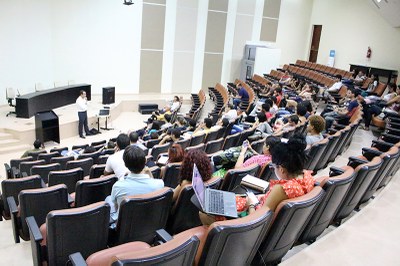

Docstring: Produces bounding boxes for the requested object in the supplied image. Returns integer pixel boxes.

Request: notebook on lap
[192,164,238,218]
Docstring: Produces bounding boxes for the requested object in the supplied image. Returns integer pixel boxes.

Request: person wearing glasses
[200,134,314,224]
[247,134,314,214]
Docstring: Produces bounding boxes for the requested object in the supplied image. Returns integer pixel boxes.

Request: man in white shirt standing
[76,90,91,139]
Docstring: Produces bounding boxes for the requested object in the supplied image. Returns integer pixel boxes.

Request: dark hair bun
[287,134,307,152]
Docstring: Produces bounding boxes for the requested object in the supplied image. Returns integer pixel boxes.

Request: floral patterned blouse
[257,170,314,209]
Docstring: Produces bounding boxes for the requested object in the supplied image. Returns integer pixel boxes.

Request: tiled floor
[0,98,399,265]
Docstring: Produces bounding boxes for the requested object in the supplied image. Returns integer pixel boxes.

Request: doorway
[309,25,322,63]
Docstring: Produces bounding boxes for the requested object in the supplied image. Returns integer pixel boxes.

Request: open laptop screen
[192,163,205,210]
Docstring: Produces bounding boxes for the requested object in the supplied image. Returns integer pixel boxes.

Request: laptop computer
[98,109,110,116]
[192,164,238,218]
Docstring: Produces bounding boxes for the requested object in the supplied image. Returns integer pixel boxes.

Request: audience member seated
[235,136,280,169]
[296,104,308,124]
[170,95,181,112]
[305,115,326,146]
[361,83,399,131]
[274,115,299,134]
[221,104,238,123]
[106,145,164,222]
[173,116,188,131]
[129,132,147,152]
[172,149,212,202]
[212,136,280,173]
[21,139,44,158]
[159,128,182,145]
[320,74,342,98]
[201,134,313,224]
[353,70,367,86]
[246,112,273,139]
[210,118,229,133]
[279,70,292,85]
[104,134,130,180]
[322,88,359,130]
[192,118,213,137]
[365,73,379,93]
[233,82,249,109]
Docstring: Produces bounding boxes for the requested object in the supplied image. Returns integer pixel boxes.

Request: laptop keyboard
[208,190,224,213]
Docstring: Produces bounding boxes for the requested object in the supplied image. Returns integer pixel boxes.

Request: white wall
[0,1,54,104]
[275,0,314,66]
[310,0,400,72]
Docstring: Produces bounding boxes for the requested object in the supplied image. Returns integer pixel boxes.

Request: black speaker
[102,87,115,104]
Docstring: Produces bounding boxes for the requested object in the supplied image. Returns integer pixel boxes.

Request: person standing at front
[76,90,91,139]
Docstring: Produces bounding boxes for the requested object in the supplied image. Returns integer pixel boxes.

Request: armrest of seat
[4,163,11,179]
[26,216,44,266]
[12,167,20,178]
[371,140,393,152]
[329,166,345,177]
[333,124,345,130]
[381,133,400,144]
[348,156,369,168]
[362,147,383,161]
[154,229,173,245]
[69,252,87,266]
[68,194,74,205]
[7,196,20,243]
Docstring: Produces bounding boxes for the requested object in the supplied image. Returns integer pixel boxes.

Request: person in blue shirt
[233,83,249,109]
[107,145,164,222]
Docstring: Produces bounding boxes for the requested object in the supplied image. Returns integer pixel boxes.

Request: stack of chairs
[186,89,206,123]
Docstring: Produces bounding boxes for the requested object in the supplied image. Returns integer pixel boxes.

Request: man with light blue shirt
[108,145,164,221]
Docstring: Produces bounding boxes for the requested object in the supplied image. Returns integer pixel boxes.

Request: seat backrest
[176,138,190,150]
[38,151,61,164]
[91,140,107,146]
[222,132,241,150]
[89,164,107,179]
[162,163,181,188]
[10,156,34,169]
[198,206,274,266]
[30,163,61,183]
[190,133,206,147]
[50,155,74,170]
[334,156,382,223]
[298,166,355,244]
[185,143,205,153]
[116,188,173,245]
[19,184,70,240]
[372,82,386,96]
[304,138,329,171]
[1,175,43,218]
[359,147,399,204]
[72,144,89,150]
[78,149,103,164]
[379,146,400,188]
[250,138,266,154]
[50,146,68,155]
[257,162,275,181]
[75,175,118,207]
[315,131,341,171]
[205,138,224,155]
[46,202,110,265]
[204,130,219,143]
[219,164,260,192]
[253,186,325,265]
[27,150,47,161]
[48,168,84,193]
[151,143,171,159]
[97,155,110,164]
[108,231,199,266]
[19,160,46,176]
[167,177,221,235]
[146,138,161,149]
[66,157,93,176]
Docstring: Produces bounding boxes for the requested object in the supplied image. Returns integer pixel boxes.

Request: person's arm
[248,185,287,214]
[386,95,400,106]
[104,159,114,176]
[234,146,248,169]
[159,135,171,145]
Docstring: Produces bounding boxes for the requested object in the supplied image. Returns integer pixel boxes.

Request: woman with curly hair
[173,149,212,201]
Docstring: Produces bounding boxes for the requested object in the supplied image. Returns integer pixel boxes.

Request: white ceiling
[369,0,400,27]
